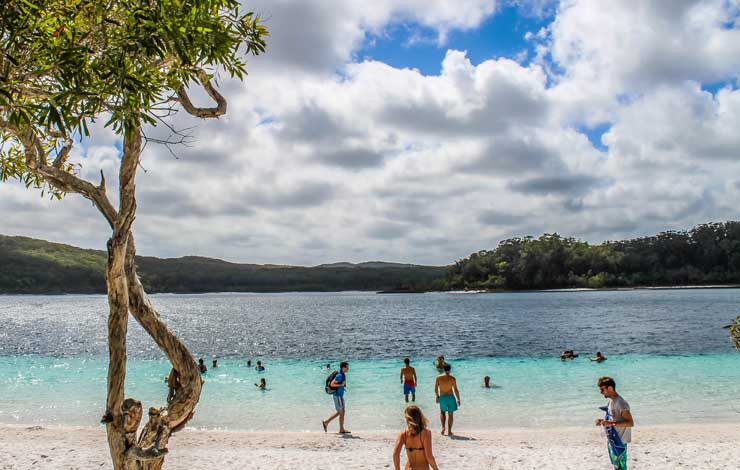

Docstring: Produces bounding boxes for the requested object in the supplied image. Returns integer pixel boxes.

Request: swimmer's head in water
[484,375,490,385]
[443,364,451,373]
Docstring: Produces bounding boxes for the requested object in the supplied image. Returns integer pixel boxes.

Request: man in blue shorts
[434,363,461,435]
[400,357,417,402]
[322,361,350,433]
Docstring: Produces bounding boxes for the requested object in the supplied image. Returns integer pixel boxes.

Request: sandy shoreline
[1,423,739,469]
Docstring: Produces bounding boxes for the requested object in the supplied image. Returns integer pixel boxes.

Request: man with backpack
[322,361,350,434]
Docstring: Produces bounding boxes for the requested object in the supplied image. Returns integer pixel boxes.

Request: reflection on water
[0,289,738,358]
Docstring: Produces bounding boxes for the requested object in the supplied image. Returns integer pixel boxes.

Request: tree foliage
[445,221,740,290]
[2,1,267,468]
[1,0,267,195]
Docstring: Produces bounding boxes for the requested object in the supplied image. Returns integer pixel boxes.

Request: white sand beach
[1,423,738,469]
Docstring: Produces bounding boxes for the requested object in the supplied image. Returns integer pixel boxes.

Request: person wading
[400,357,418,402]
[434,363,461,436]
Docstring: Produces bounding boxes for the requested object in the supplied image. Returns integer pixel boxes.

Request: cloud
[510,174,605,195]
[366,220,411,240]
[2,0,740,267]
[477,209,527,226]
[544,0,740,122]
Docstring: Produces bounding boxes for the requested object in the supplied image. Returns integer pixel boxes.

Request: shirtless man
[434,364,461,436]
[400,357,418,402]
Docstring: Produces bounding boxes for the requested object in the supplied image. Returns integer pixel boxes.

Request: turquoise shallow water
[2,290,740,430]
[2,354,740,431]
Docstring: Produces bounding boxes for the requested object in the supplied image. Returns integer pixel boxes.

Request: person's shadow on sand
[337,433,361,439]
[447,435,476,441]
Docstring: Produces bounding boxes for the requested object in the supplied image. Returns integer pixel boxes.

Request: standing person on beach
[400,358,417,402]
[322,361,350,433]
[434,364,460,435]
[595,376,634,470]
[392,406,440,470]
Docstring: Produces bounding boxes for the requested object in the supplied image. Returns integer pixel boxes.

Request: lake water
[1,289,739,431]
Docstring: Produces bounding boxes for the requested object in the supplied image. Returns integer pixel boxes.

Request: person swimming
[590,351,607,363]
[483,375,499,388]
[198,358,207,373]
[246,359,252,367]
[255,378,267,390]
[560,350,578,361]
[255,360,265,371]
[212,359,218,368]
[433,356,448,371]
[166,368,180,403]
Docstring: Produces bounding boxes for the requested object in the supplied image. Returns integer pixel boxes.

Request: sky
[2,0,740,266]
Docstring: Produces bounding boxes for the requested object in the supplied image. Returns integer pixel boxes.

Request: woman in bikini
[392,406,440,470]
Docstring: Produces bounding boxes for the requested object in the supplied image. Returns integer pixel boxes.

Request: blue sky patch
[355,4,553,75]
[578,122,611,153]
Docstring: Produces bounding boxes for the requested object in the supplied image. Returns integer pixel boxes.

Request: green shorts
[439,394,458,413]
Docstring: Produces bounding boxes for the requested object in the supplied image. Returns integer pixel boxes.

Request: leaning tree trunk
[103,231,132,469]
[5,71,225,470]
[121,233,203,470]
[97,124,202,469]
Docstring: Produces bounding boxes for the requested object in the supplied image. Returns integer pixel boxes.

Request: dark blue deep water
[1,289,738,359]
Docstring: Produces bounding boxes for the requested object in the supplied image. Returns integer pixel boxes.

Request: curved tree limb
[0,119,118,227]
[125,235,202,430]
[175,71,227,118]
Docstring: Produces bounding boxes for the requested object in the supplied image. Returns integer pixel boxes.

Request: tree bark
[123,233,203,469]
[103,232,131,470]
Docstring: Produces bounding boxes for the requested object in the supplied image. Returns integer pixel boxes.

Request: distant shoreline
[3,284,740,296]
[381,284,740,294]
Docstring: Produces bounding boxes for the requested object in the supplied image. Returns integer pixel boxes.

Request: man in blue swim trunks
[322,361,350,434]
[400,357,417,402]
[434,363,461,436]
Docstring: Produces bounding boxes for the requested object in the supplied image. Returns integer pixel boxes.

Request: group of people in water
[192,357,268,390]
[178,353,630,470]
[561,349,608,362]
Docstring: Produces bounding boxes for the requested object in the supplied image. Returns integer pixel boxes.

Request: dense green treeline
[445,221,740,290]
[0,235,445,294]
[3,221,740,294]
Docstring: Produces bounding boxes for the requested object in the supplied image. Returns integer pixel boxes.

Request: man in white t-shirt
[595,376,634,470]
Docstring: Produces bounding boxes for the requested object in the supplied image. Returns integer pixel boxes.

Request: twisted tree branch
[0,119,118,227]
[175,71,227,118]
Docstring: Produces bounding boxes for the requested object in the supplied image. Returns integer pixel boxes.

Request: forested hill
[445,221,740,291]
[0,235,446,294]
